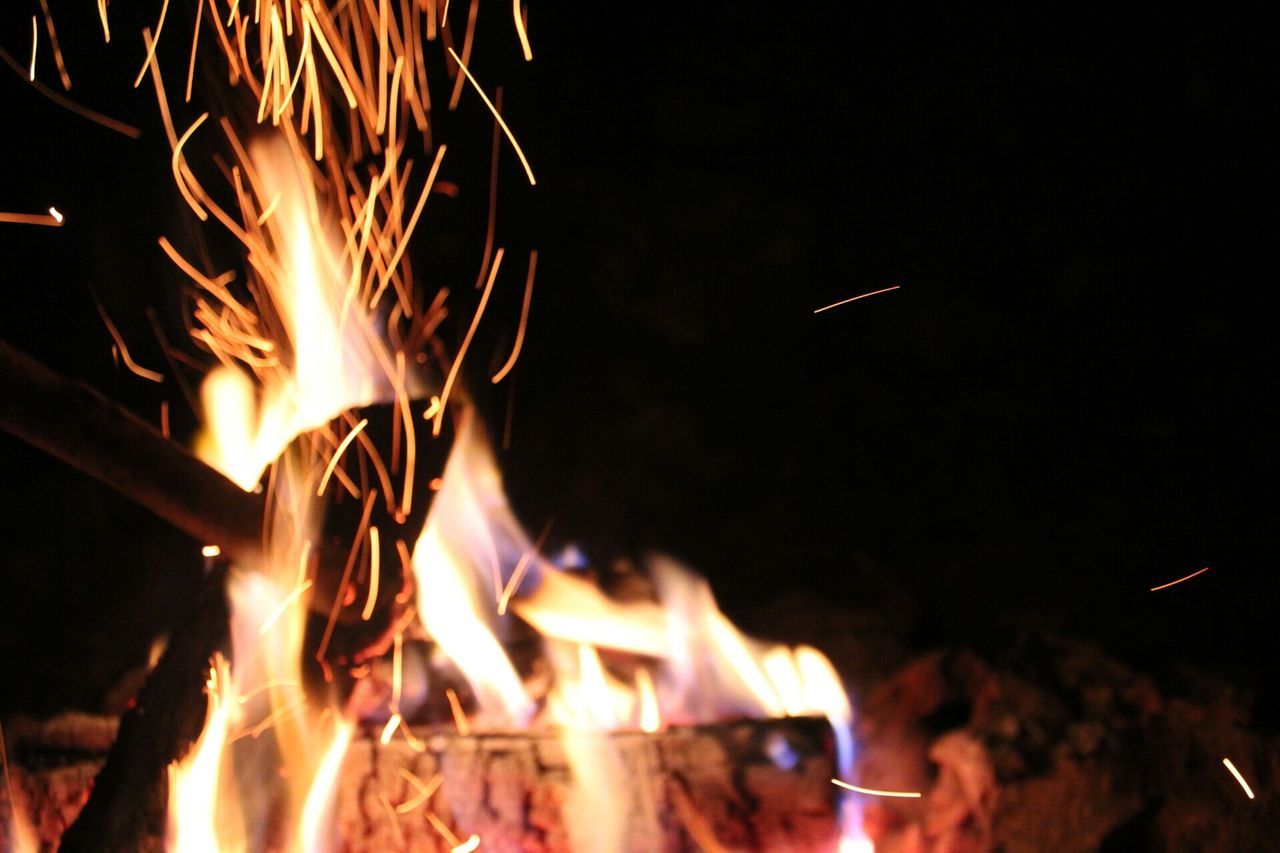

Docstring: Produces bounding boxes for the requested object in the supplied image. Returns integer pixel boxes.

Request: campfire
[1,2,874,850]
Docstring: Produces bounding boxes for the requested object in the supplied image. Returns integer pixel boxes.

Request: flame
[166,655,240,853]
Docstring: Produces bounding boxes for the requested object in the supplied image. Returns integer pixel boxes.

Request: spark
[0,211,62,227]
[255,191,282,224]
[1150,566,1210,592]
[831,778,922,798]
[453,835,481,853]
[38,0,71,90]
[372,144,448,308]
[134,0,171,88]
[396,769,442,813]
[97,0,111,43]
[316,418,369,496]
[201,544,222,557]
[513,0,533,61]
[497,516,552,615]
[426,811,464,847]
[1223,757,1256,799]
[446,47,537,185]
[172,112,211,221]
[257,580,314,635]
[361,526,381,621]
[47,206,63,223]
[378,792,405,846]
[435,247,503,436]
[814,285,901,314]
[92,298,165,383]
[445,687,471,735]
[28,16,36,82]
[391,630,404,708]
[379,712,402,745]
[235,678,301,705]
[491,249,537,383]
[0,48,140,137]
[185,0,204,102]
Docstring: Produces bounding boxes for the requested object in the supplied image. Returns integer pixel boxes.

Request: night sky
[1,4,1278,719]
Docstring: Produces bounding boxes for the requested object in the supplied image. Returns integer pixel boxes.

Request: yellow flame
[166,655,240,853]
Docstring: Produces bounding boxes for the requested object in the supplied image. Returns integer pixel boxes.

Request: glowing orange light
[1150,566,1210,592]
[814,285,901,314]
[832,778,922,798]
[1223,757,1256,799]
[446,47,537,185]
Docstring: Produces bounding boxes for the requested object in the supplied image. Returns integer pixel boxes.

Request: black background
[1,4,1277,718]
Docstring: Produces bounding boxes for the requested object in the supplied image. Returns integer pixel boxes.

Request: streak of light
[185,0,204,102]
[426,811,463,847]
[48,206,63,223]
[446,47,537,185]
[378,792,405,846]
[372,145,448,308]
[235,678,301,704]
[97,0,111,43]
[1150,566,1210,592]
[257,580,314,636]
[28,16,36,81]
[172,112,211,221]
[38,0,71,90]
[316,491,379,662]
[255,190,282,224]
[391,631,404,708]
[379,712,402,745]
[497,516,552,615]
[0,48,140,138]
[201,544,222,557]
[134,0,171,87]
[814,285,901,314]
[491,249,537,383]
[1223,757,1256,799]
[831,778,922,798]
[92,298,166,383]
[445,688,471,735]
[513,0,533,60]
[434,247,503,436]
[396,769,442,813]
[317,418,369,496]
[453,836,481,853]
[0,211,62,227]
[362,526,381,620]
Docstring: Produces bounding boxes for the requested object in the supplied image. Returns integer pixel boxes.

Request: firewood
[3,715,841,852]
[55,567,230,853]
[335,716,840,852]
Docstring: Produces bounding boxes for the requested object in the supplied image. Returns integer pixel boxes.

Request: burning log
[335,716,840,852]
[0,337,264,562]
[54,567,230,853]
[3,715,841,852]
[0,338,450,636]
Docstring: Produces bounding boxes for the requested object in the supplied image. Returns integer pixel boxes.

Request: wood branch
[0,338,451,634]
[0,338,263,558]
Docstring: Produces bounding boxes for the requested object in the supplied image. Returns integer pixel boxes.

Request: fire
[28,0,875,848]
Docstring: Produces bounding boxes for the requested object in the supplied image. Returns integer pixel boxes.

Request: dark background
[1,4,1277,717]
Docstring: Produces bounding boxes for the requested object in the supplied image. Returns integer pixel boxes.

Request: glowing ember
[1222,757,1256,800]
